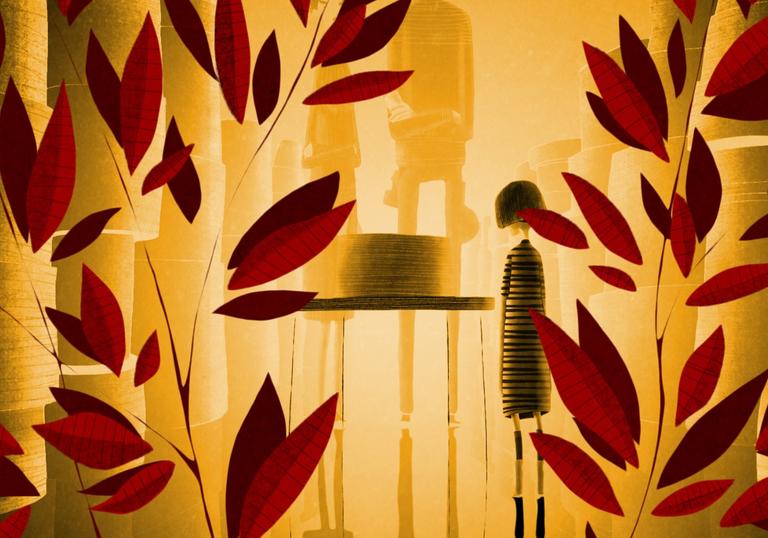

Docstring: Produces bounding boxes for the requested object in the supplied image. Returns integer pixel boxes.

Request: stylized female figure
[496,180,549,538]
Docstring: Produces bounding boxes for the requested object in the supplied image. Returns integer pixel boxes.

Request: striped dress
[500,239,550,419]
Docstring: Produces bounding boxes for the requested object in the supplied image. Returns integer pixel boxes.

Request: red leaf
[51,207,120,262]
[721,478,768,526]
[0,78,35,240]
[26,82,76,252]
[46,307,97,359]
[338,0,374,16]
[653,480,733,516]
[530,433,623,516]
[289,0,310,26]
[674,0,696,21]
[89,461,174,514]
[215,291,317,320]
[164,0,218,79]
[134,331,160,386]
[303,70,413,105]
[56,0,71,18]
[516,208,588,249]
[736,0,758,18]
[531,309,638,467]
[741,213,768,241]
[164,118,201,223]
[675,326,724,425]
[577,301,640,443]
[0,422,22,456]
[619,16,668,139]
[658,369,768,488]
[757,406,768,455]
[589,265,637,292]
[670,195,696,278]
[49,387,139,437]
[323,0,410,66]
[641,174,670,238]
[706,17,768,97]
[585,92,644,150]
[687,263,768,306]
[583,42,668,161]
[141,144,194,195]
[0,505,32,538]
[81,265,126,376]
[668,20,687,97]
[574,417,626,470]
[702,73,768,121]
[66,0,92,24]
[239,394,338,537]
[120,14,162,174]
[563,172,642,264]
[215,0,250,123]
[686,130,721,242]
[229,201,355,289]
[252,31,281,125]
[586,522,597,538]
[312,5,365,67]
[0,458,38,497]
[86,32,122,144]
[33,412,151,470]
[228,172,340,269]
[226,375,286,538]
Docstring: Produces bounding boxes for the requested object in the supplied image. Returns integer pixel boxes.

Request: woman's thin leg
[535,411,545,537]
[513,414,524,538]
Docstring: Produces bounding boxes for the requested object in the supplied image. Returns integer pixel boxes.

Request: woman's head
[495,180,545,229]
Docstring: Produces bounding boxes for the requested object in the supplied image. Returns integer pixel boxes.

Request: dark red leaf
[86,32,122,144]
[89,461,174,514]
[80,462,156,495]
[228,171,340,269]
[49,387,139,437]
[670,195,696,278]
[530,433,623,516]
[585,92,644,150]
[736,0,758,18]
[215,0,250,123]
[164,0,218,79]
[56,0,71,18]
[120,14,162,174]
[33,412,151,470]
[45,307,97,359]
[563,172,642,264]
[757,406,768,455]
[0,505,32,538]
[226,375,286,538]
[215,291,317,320]
[674,0,696,22]
[0,78,35,240]
[619,16,668,139]
[641,174,670,238]
[51,207,120,262]
[583,42,668,161]
[289,0,310,26]
[338,0,374,17]
[26,82,76,252]
[706,17,768,97]
[229,201,355,289]
[0,422,22,456]
[324,0,410,66]
[653,480,733,516]
[574,417,626,470]
[312,5,365,67]
[577,300,640,443]
[686,130,721,242]
[239,394,338,537]
[81,265,126,376]
[141,144,194,195]
[668,20,686,97]
[66,0,92,24]
[741,213,768,241]
[721,478,768,526]
[658,369,768,488]
[675,326,724,425]
[531,309,637,467]
[589,265,637,292]
[516,208,588,249]
[703,73,768,121]
[586,522,597,538]
[134,331,160,386]
[686,263,768,306]
[303,70,413,105]
[252,31,281,125]
[164,118,201,223]
[0,458,38,497]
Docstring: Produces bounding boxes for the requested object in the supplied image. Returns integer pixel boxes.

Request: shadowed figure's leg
[535,411,545,538]
[513,414,524,538]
